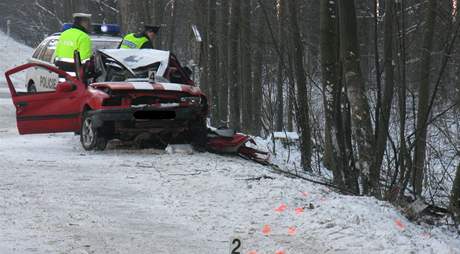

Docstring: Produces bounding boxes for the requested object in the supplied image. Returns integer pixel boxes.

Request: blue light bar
[62,23,73,32]
[60,23,121,36]
[99,24,121,35]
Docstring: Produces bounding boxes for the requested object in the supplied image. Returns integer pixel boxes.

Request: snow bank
[0,31,33,94]
[0,31,33,74]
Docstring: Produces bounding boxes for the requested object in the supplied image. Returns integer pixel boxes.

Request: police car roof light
[62,23,73,32]
[99,24,121,35]
[61,23,121,36]
[92,24,121,36]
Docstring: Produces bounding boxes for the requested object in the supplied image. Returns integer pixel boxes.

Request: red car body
[5,59,208,150]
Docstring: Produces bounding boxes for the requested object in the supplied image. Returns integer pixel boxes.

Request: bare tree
[217,0,230,126]
[240,0,253,133]
[229,0,242,130]
[413,0,438,197]
[337,0,374,194]
[371,0,396,199]
[208,0,219,126]
[287,0,312,170]
[319,0,339,179]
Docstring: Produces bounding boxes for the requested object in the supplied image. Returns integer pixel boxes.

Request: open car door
[5,63,84,134]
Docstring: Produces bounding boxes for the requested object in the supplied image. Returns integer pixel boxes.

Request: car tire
[80,112,108,151]
[190,117,208,152]
[27,81,37,93]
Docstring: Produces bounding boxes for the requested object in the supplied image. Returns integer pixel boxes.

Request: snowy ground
[1,99,460,253]
[1,33,460,254]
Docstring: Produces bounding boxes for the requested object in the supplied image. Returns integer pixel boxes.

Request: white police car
[26,24,122,93]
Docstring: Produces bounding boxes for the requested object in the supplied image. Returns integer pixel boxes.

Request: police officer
[55,13,93,73]
[120,25,160,49]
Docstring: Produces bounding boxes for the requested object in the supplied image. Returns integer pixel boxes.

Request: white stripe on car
[159,83,183,92]
[131,83,154,90]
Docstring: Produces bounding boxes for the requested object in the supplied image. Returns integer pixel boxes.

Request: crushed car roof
[99,49,170,71]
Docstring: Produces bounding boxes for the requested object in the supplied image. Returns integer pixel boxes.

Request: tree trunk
[413,0,437,197]
[287,0,312,170]
[319,0,339,180]
[397,0,410,200]
[275,0,286,132]
[252,12,265,136]
[229,0,241,130]
[218,0,230,126]
[451,162,460,222]
[337,0,374,194]
[208,0,219,126]
[371,0,396,199]
[168,0,178,51]
[118,0,146,33]
[240,0,253,133]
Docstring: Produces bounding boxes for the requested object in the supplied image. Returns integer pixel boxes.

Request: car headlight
[180,96,201,106]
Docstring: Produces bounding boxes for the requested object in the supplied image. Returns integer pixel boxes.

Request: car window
[32,40,48,59]
[9,65,63,94]
[41,39,58,63]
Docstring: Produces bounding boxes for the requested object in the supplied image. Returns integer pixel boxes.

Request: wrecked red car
[5,49,208,151]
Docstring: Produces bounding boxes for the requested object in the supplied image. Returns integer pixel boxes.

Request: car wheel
[27,82,37,93]
[80,113,108,151]
[190,117,208,152]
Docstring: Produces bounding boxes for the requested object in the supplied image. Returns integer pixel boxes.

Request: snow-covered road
[1,98,460,254]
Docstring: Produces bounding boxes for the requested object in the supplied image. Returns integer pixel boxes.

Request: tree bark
[168,0,178,51]
[320,0,339,180]
[252,3,265,136]
[413,0,437,197]
[118,0,146,33]
[218,0,230,126]
[451,162,460,222]
[275,0,286,132]
[208,0,219,126]
[337,0,374,194]
[287,0,312,170]
[240,0,253,133]
[229,0,241,130]
[371,0,396,199]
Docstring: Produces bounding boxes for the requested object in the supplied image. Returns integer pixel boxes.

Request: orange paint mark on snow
[262,224,272,236]
[247,251,258,254]
[295,207,304,215]
[275,203,288,213]
[395,219,405,231]
[302,191,309,197]
[288,226,297,236]
[275,249,286,254]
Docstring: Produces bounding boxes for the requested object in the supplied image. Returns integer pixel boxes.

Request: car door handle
[17,102,28,108]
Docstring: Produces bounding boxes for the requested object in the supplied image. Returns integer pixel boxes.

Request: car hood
[98,49,170,76]
[91,81,203,96]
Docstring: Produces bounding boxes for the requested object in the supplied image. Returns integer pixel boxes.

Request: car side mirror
[56,82,76,93]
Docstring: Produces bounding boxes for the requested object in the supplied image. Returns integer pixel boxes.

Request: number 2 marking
[231,239,241,254]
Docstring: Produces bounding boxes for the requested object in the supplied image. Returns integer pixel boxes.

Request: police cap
[73,13,92,20]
